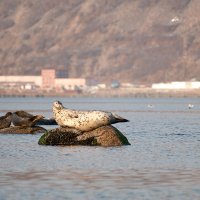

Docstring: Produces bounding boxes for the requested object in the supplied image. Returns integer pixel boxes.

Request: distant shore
[1,88,200,98]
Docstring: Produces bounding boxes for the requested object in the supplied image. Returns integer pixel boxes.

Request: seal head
[53,101,64,110]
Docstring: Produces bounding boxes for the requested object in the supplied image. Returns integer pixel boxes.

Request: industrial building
[0,69,86,91]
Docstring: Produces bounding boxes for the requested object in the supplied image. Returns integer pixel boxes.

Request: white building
[152,82,200,89]
[55,78,86,90]
[0,74,86,90]
[0,76,42,86]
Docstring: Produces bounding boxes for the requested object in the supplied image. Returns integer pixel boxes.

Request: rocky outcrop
[1,0,200,83]
[38,125,130,147]
[0,126,46,134]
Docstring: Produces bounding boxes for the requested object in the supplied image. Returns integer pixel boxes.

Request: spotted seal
[53,101,129,132]
[12,111,44,127]
[0,112,12,129]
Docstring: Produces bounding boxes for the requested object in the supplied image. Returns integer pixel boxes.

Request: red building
[41,69,55,88]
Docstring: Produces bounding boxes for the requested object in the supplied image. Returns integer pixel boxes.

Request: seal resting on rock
[0,112,12,129]
[53,101,129,132]
[12,111,44,127]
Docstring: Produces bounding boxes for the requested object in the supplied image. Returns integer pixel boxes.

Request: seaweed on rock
[38,125,130,147]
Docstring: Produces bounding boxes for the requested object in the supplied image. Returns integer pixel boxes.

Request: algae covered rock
[38,125,130,147]
[0,126,46,134]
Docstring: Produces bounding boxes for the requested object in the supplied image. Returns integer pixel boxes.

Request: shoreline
[1,88,200,98]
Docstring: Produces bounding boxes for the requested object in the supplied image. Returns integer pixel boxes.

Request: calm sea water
[0,97,200,200]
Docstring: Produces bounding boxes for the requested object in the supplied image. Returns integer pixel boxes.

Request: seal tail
[112,113,129,123]
[115,118,129,123]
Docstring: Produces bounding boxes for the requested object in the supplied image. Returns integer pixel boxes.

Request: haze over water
[0,97,200,200]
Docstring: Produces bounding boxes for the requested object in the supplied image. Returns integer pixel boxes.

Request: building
[0,76,42,89]
[0,69,86,91]
[41,69,86,90]
[41,69,56,89]
[55,78,86,90]
[152,82,200,89]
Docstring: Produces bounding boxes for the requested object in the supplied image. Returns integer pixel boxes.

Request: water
[0,97,200,200]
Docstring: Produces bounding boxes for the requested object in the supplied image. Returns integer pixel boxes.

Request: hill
[0,0,200,83]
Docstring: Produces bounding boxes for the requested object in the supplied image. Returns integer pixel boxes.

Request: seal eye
[54,101,62,109]
[57,101,62,105]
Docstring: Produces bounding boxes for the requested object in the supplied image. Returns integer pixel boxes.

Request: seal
[53,101,129,132]
[12,110,57,125]
[12,111,44,127]
[12,110,33,118]
[0,112,12,129]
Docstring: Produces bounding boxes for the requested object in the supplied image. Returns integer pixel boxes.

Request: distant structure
[152,82,200,89]
[0,69,86,91]
[0,75,41,90]
[55,78,86,90]
[41,69,55,89]
[41,69,85,90]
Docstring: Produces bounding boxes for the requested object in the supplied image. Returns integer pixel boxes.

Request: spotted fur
[53,101,129,131]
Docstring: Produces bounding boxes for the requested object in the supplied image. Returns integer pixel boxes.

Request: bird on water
[188,104,194,109]
[53,101,129,132]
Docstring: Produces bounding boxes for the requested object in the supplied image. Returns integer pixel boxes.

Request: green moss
[91,138,99,146]
[112,126,131,145]
[38,126,130,146]
[38,131,49,145]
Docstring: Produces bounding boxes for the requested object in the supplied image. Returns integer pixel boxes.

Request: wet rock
[38,125,130,147]
[0,126,46,134]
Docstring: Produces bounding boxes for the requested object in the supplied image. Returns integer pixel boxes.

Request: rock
[38,125,130,146]
[77,125,131,146]
[0,126,46,134]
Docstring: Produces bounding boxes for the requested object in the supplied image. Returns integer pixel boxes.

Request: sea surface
[0,97,200,200]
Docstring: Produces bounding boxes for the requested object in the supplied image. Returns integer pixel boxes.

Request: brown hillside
[0,0,200,83]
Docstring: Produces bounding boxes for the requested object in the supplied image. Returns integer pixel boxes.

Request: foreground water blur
[0,97,200,200]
